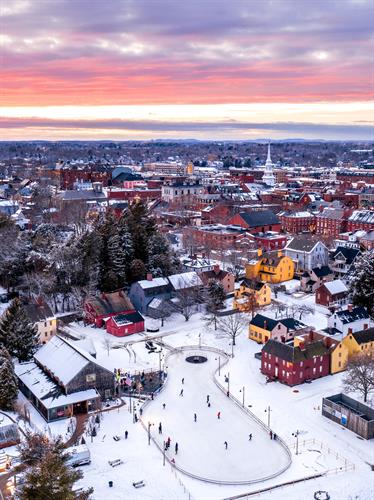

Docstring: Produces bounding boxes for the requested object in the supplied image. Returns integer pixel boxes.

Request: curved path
[143,348,291,484]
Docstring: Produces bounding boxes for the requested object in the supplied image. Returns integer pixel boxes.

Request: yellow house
[248,314,278,343]
[245,249,294,284]
[233,279,271,312]
[331,327,374,373]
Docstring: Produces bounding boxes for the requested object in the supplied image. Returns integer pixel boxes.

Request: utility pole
[148,421,151,445]
[163,441,166,466]
[242,386,245,407]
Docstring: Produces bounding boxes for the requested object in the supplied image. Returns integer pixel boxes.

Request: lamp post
[158,349,163,381]
[265,405,271,427]
[240,386,245,407]
[198,332,202,348]
[292,430,300,455]
[218,356,221,376]
[163,440,166,466]
[147,421,153,445]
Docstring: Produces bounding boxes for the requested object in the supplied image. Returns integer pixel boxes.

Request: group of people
[164,436,179,454]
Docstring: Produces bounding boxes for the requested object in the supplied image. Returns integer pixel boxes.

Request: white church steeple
[262,142,275,187]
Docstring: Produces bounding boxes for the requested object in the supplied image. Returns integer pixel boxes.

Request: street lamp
[198,332,202,348]
[225,372,230,395]
[163,440,166,466]
[239,386,245,407]
[292,430,300,455]
[264,405,271,427]
[147,421,153,445]
[158,350,163,381]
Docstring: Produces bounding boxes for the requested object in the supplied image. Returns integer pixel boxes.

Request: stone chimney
[146,273,153,281]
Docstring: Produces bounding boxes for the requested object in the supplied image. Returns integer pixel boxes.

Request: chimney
[146,273,153,281]
[277,250,282,258]
[257,248,263,257]
[347,304,353,313]
[263,320,267,330]
[213,264,220,274]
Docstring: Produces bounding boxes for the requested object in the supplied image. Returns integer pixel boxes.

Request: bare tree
[102,336,113,357]
[343,352,374,402]
[297,305,314,320]
[217,313,246,355]
[175,276,201,321]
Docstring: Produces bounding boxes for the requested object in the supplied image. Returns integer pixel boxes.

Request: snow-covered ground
[143,349,290,483]
[11,298,374,500]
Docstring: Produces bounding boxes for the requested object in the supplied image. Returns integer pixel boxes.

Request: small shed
[322,393,374,439]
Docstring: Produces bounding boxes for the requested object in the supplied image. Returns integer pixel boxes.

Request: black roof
[240,279,266,291]
[334,307,370,324]
[332,246,360,265]
[250,314,278,331]
[312,265,332,278]
[238,210,280,228]
[279,318,307,330]
[24,302,54,323]
[113,311,144,324]
[262,339,329,362]
[286,236,323,253]
[352,327,374,345]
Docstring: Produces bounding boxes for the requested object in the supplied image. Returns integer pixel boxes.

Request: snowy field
[143,350,290,483]
[6,292,374,500]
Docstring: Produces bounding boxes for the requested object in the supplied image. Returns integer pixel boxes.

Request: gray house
[128,276,171,314]
[285,236,329,273]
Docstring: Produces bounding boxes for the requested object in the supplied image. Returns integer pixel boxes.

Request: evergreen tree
[107,233,128,289]
[129,258,147,282]
[17,432,93,500]
[124,201,157,265]
[0,347,18,410]
[0,299,39,362]
[148,233,181,277]
[349,250,374,317]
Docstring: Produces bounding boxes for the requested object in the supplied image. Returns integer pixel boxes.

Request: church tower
[262,143,275,187]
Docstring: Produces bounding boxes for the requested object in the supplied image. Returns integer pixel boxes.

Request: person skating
[270,430,273,439]
[194,413,197,422]
[217,411,221,419]
[125,430,128,439]
[182,378,184,384]
[163,403,166,409]
[206,395,210,404]
[175,442,178,454]
[249,433,252,441]
[273,433,277,440]
[166,437,171,449]
[224,441,228,449]
[179,388,184,397]
[158,423,162,434]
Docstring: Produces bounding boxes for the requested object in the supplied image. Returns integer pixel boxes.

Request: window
[313,368,316,374]
[300,371,303,378]
[86,373,96,383]
[319,366,323,373]
[300,361,303,367]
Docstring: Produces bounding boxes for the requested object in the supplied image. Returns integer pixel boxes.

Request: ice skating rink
[144,350,291,483]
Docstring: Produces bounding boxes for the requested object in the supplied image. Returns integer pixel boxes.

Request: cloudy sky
[1,0,373,140]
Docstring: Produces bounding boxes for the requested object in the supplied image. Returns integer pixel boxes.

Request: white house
[284,236,329,272]
[327,305,373,336]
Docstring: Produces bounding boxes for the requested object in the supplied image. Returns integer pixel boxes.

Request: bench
[133,481,145,488]
[108,459,123,467]
[113,436,120,441]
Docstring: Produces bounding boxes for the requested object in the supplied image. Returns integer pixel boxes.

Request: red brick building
[253,232,287,251]
[183,225,247,251]
[278,211,315,234]
[107,187,161,202]
[261,333,332,386]
[228,210,281,234]
[315,208,349,238]
[347,210,374,232]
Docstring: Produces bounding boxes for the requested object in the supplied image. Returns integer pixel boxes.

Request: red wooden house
[106,311,145,337]
[84,291,135,327]
[261,332,332,386]
[315,280,348,308]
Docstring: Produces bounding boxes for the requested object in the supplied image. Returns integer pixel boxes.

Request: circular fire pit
[186,355,208,364]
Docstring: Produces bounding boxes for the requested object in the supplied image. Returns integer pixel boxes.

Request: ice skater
[270,430,273,440]
[249,433,252,441]
[206,395,210,404]
[194,413,197,422]
[182,378,184,384]
[179,389,184,397]
[125,430,128,439]
[273,433,277,441]
[217,411,221,419]
[166,437,171,449]
[158,423,162,434]
[163,403,166,409]
[224,441,228,449]
[175,442,178,454]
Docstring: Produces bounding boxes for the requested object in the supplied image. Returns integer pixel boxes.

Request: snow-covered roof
[138,277,169,289]
[15,362,99,409]
[323,280,348,295]
[34,336,96,386]
[168,271,203,290]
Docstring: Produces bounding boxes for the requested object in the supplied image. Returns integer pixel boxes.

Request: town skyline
[1,0,373,141]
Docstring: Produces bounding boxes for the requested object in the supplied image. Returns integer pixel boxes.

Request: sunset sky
[1,0,373,141]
